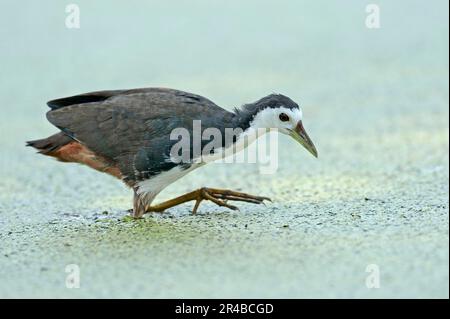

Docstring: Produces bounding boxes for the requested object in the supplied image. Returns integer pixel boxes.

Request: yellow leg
[145,187,271,214]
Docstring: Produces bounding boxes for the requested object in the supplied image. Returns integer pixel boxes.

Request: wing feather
[46,88,231,185]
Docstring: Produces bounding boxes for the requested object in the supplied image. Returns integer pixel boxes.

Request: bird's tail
[26,132,72,156]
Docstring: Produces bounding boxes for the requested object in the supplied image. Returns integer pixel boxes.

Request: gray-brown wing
[46,88,229,184]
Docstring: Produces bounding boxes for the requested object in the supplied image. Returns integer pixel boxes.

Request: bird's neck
[176,106,274,167]
[195,110,268,164]
[230,108,254,132]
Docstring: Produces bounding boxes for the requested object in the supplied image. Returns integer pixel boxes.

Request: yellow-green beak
[290,121,318,158]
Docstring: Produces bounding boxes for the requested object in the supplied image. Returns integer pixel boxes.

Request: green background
[0,0,448,298]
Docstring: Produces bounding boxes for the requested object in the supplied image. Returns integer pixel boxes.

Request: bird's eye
[279,113,289,122]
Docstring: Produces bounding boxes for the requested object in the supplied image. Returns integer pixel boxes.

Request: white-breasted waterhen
[27,88,317,218]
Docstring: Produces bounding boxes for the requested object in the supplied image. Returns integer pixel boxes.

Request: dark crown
[234,94,299,127]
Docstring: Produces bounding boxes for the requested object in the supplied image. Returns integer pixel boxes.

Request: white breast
[136,164,201,197]
[199,127,265,164]
[135,127,267,204]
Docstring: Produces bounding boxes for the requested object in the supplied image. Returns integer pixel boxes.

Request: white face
[248,107,303,135]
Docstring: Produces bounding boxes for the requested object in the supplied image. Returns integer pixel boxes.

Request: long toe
[206,188,271,205]
[214,194,265,204]
[216,189,269,202]
[202,189,239,211]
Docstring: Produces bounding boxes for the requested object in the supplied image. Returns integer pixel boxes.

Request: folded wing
[46,88,226,185]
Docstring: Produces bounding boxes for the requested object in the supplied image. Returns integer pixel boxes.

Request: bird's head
[236,94,318,158]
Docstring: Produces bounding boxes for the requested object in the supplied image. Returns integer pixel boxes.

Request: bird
[27,87,318,218]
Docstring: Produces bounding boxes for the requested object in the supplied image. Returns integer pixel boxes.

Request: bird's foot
[191,187,271,214]
[143,187,271,215]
